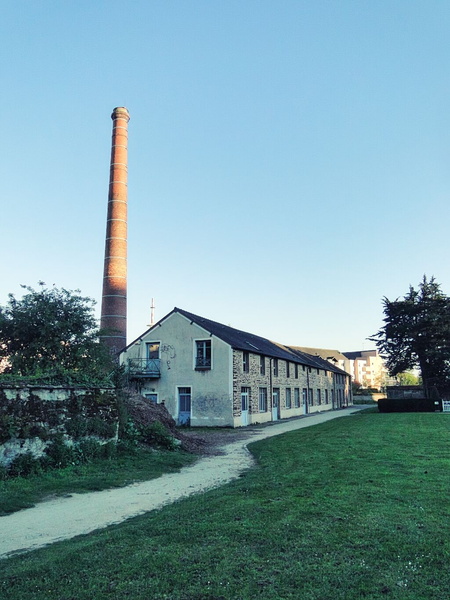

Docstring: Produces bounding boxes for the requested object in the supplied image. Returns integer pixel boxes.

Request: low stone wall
[353,393,384,403]
[0,385,118,467]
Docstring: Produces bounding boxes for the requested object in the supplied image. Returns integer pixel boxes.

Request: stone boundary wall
[354,393,384,403]
[0,385,118,467]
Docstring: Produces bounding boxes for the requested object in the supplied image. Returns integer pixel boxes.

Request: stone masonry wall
[0,386,118,467]
[232,350,351,426]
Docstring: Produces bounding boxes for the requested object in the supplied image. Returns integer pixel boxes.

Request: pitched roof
[122,307,349,376]
[343,350,377,360]
[174,308,348,375]
[285,346,348,375]
[292,347,348,363]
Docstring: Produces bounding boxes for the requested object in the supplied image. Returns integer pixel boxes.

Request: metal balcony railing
[127,358,161,378]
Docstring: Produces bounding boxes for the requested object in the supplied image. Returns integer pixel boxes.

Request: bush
[140,421,177,451]
[117,418,141,453]
[3,436,117,479]
[44,435,77,468]
[378,397,442,412]
[66,416,117,440]
[8,452,43,477]
[76,438,103,463]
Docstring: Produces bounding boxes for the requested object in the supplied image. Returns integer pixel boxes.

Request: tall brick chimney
[100,107,130,354]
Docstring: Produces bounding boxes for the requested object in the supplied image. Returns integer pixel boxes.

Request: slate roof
[174,308,348,376]
[293,346,348,364]
[342,350,377,360]
[123,307,349,376]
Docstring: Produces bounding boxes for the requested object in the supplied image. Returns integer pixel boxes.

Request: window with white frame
[144,393,158,403]
[317,389,321,405]
[259,387,268,412]
[195,339,211,369]
[285,388,292,409]
[241,387,250,412]
[294,388,300,407]
[146,342,160,359]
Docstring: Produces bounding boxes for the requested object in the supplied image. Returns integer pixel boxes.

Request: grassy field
[0,448,196,515]
[1,410,450,599]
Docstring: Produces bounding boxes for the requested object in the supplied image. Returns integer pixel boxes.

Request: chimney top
[111,107,130,121]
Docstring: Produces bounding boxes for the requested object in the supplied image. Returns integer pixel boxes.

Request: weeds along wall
[0,386,118,468]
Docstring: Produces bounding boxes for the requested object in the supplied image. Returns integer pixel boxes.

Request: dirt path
[0,407,365,559]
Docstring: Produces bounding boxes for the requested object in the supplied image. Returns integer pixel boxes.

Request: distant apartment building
[294,347,351,375]
[282,347,388,391]
[343,350,387,390]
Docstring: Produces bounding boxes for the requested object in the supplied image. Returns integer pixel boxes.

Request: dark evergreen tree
[371,276,450,395]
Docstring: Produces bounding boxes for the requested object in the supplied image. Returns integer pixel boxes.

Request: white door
[241,388,249,426]
[272,388,280,421]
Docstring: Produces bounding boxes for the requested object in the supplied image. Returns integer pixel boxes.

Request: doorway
[178,387,191,425]
[272,388,280,421]
[241,387,250,426]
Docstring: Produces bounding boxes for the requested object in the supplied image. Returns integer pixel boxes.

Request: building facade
[343,350,387,390]
[120,308,352,427]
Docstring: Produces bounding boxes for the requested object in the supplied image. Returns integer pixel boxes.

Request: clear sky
[2,1,449,351]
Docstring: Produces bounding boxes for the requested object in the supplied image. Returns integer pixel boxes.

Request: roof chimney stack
[100,107,130,354]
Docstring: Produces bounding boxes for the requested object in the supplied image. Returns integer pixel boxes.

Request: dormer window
[195,340,211,369]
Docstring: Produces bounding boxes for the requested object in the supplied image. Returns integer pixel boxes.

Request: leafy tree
[0,283,114,384]
[371,276,450,395]
[396,371,420,386]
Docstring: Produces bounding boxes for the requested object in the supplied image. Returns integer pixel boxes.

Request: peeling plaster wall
[123,312,234,426]
[0,386,118,467]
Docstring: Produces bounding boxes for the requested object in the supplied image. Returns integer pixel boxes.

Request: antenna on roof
[147,298,155,327]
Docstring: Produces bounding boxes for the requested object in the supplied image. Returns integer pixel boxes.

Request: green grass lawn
[1,410,450,599]
[0,448,196,515]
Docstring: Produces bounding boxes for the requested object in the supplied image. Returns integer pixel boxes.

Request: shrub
[378,397,441,412]
[76,438,103,463]
[44,435,77,468]
[140,421,177,451]
[8,452,43,477]
[117,418,141,455]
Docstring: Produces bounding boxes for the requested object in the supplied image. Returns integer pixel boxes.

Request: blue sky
[2,1,449,351]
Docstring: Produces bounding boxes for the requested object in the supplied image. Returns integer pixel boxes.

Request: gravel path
[0,407,365,559]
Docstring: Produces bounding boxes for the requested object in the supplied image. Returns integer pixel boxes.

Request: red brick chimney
[100,107,130,354]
